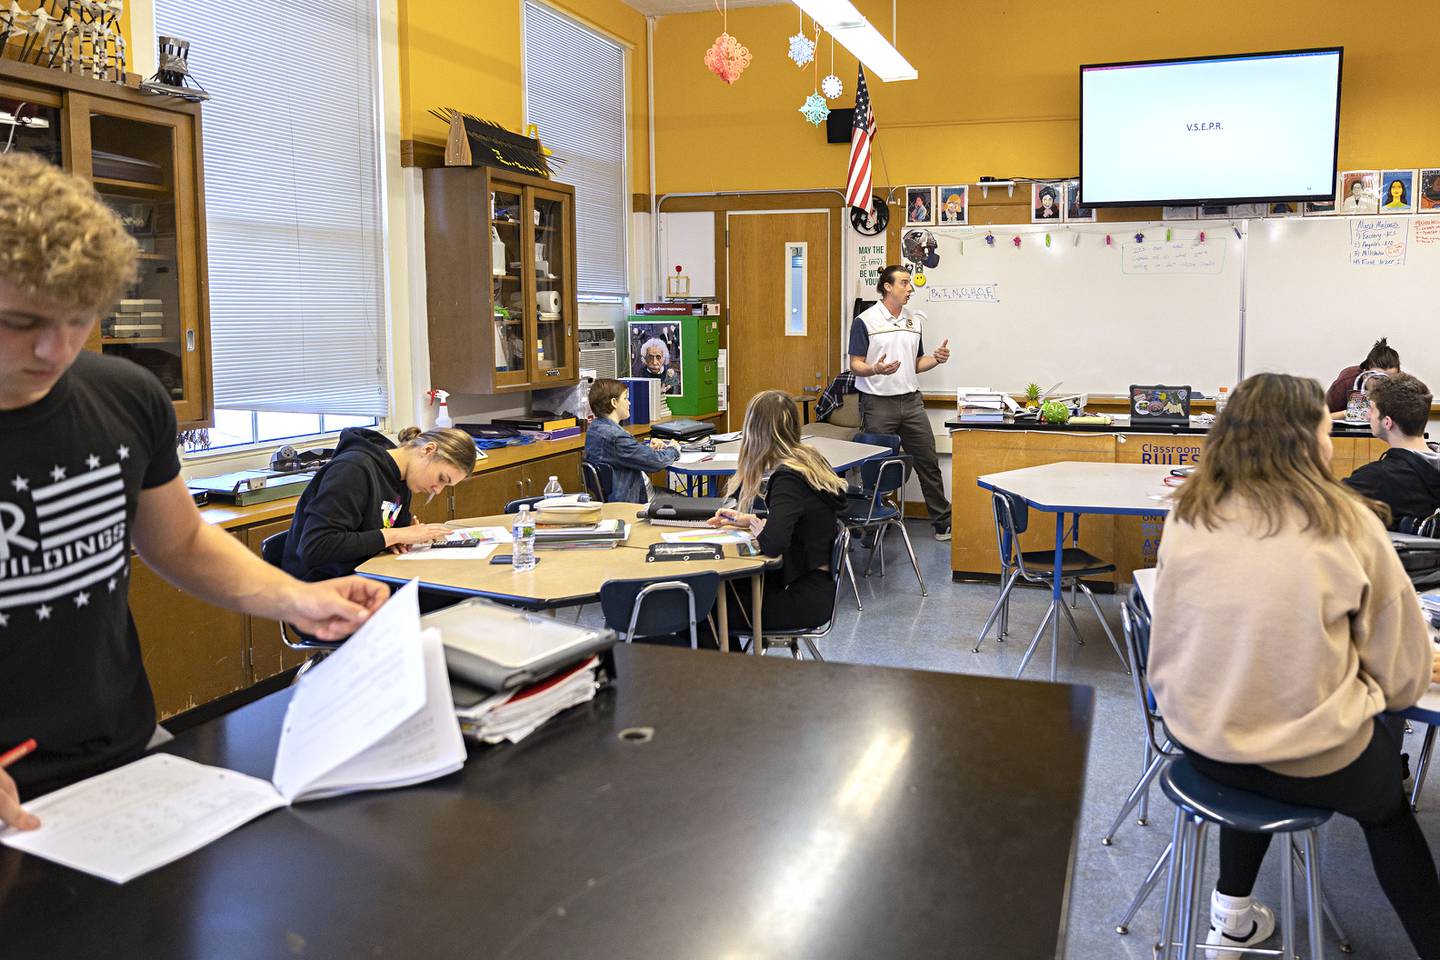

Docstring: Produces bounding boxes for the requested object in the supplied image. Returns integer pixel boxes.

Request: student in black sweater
[282,426,477,581]
[708,390,848,631]
[1344,373,1440,532]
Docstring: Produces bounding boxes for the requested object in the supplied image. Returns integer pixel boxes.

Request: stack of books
[958,391,1011,423]
[534,517,629,549]
[107,298,164,338]
[454,656,603,744]
[620,377,664,425]
[492,413,579,440]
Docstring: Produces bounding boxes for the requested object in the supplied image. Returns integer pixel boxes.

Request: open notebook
[1,581,465,883]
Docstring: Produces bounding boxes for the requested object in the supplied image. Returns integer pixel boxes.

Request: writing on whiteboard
[1414,219,1440,246]
[1350,218,1408,266]
[924,284,1001,304]
[1121,239,1227,275]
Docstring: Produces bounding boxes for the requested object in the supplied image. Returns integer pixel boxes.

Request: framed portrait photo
[905,186,935,225]
[1063,181,1095,222]
[1379,170,1416,213]
[936,185,968,225]
[1338,170,1380,215]
[1031,182,1063,223]
[1419,169,1440,214]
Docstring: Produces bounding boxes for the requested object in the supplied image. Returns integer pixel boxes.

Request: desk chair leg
[1059,596,1087,645]
[975,569,1021,653]
[1280,832,1299,960]
[1071,580,1078,609]
[1412,724,1436,812]
[1177,819,1210,960]
[844,552,863,612]
[750,573,764,657]
[1079,584,1130,675]
[1291,840,1352,953]
[1102,747,1166,845]
[1301,831,1327,960]
[801,636,824,661]
[894,520,927,597]
[1115,841,1170,935]
[998,560,1012,638]
[1014,603,1057,679]
[1157,808,1187,960]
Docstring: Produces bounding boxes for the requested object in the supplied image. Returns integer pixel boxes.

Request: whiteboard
[1245,217,1440,389]
[911,223,1243,397]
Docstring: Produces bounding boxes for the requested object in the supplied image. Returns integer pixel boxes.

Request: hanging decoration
[797,24,829,126]
[1012,236,1022,248]
[985,232,995,246]
[1198,231,1206,243]
[821,34,842,99]
[1134,232,1145,243]
[704,1,751,84]
[788,8,815,67]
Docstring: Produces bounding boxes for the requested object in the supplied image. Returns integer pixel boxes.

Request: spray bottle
[427,389,453,428]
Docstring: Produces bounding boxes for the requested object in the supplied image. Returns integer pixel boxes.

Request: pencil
[0,739,37,769]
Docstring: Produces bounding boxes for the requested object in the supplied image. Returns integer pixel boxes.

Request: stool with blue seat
[1154,756,1352,960]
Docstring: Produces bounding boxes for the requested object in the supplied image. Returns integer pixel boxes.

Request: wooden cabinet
[451,453,584,521]
[0,59,212,428]
[131,546,249,720]
[422,166,578,394]
[241,519,311,682]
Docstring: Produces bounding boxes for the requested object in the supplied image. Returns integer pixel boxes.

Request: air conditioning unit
[579,327,618,380]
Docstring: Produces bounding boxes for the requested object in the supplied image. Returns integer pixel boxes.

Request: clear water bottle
[542,475,563,499]
[1215,386,1229,415]
[512,505,537,571]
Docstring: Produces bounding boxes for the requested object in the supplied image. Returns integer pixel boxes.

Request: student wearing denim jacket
[583,379,679,503]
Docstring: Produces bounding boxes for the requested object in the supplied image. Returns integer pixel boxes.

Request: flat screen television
[1080,48,1342,208]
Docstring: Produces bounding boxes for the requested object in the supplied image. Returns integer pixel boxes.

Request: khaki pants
[858,390,950,529]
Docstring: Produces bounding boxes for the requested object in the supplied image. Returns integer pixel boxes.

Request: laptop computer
[1128,385,1191,427]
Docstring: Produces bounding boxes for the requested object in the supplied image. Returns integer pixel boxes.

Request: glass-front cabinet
[0,60,212,427]
[424,165,578,395]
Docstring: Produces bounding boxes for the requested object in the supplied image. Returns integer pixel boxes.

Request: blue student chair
[730,525,850,660]
[504,495,548,514]
[841,456,925,598]
[580,460,611,503]
[973,490,1127,676]
[258,530,343,678]
[599,572,720,650]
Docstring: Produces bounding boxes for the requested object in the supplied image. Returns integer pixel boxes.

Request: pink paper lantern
[704,32,752,84]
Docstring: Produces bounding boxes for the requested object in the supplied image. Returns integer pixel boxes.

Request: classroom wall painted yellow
[397,0,651,192]
[649,0,1440,194]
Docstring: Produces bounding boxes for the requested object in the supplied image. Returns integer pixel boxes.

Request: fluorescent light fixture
[792,0,917,81]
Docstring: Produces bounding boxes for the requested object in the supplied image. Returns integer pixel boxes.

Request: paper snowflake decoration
[787,31,815,68]
[704,32,752,84]
[798,92,830,126]
[821,73,843,99]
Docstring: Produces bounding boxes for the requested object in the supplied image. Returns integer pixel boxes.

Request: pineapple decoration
[1024,382,1042,410]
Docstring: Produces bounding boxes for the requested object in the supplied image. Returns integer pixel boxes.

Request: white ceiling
[624,0,782,15]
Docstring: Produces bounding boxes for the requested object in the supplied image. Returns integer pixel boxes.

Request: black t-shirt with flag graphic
[0,351,180,798]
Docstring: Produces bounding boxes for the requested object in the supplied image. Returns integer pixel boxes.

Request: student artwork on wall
[1227,204,1264,219]
[936,185,968,224]
[628,322,683,395]
[1338,170,1380,214]
[1162,206,1198,220]
[1265,201,1301,218]
[1198,203,1231,219]
[1304,198,1337,216]
[906,187,934,225]
[1064,181,1096,222]
[1031,182,1062,222]
[1420,169,1440,214]
[1379,170,1415,212]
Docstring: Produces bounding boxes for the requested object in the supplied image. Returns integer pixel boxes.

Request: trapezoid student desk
[668,436,891,496]
[0,644,1096,960]
[977,461,1174,682]
[358,503,778,653]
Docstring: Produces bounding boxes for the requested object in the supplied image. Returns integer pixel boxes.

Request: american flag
[845,66,877,212]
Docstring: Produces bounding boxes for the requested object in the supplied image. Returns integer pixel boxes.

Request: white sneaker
[1204,894,1276,959]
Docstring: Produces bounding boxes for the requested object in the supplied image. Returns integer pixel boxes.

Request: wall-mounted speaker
[826,108,854,144]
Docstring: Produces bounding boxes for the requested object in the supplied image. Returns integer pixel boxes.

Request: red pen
[0,739,37,769]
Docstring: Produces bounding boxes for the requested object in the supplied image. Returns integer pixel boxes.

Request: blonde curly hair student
[0,153,388,824]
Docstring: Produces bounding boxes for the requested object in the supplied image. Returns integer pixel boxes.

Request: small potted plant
[1024,382,1042,411]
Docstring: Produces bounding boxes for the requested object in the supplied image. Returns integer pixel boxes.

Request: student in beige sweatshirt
[1150,372,1440,960]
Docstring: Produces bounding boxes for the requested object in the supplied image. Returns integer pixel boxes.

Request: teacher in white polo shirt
[848,265,952,540]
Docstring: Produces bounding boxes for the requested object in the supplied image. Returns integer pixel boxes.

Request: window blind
[523,3,628,298]
[153,0,388,416]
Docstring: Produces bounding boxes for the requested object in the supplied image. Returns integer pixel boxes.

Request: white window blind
[524,3,627,298]
[153,0,388,416]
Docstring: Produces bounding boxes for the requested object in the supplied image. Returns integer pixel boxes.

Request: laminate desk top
[978,461,1176,516]
[947,417,1377,438]
[669,436,889,477]
[0,644,1096,960]
[358,503,773,607]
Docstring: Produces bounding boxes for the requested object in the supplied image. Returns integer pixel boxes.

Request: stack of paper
[958,391,1012,423]
[534,518,629,548]
[1,582,466,883]
[455,656,601,744]
[1421,592,1440,622]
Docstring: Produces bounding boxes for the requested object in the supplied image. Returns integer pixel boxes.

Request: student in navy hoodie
[1344,373,1440,532]
[283,426,477,581]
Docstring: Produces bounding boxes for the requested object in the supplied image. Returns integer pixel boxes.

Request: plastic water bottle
[542,475,563,499]
[1215,386,1229,415]
[512,505,537,571]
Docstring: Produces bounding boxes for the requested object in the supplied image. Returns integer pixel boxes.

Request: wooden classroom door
[726,211,832,423]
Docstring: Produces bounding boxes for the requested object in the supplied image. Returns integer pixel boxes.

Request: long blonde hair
[1173,373,1386,537]
[725,391,847,508]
